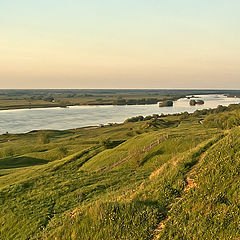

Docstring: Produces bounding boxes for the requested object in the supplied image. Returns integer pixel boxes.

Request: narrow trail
[152,135,225,240]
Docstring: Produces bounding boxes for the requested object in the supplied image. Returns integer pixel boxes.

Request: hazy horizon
[1,1,239,89]
[0,87,240,90]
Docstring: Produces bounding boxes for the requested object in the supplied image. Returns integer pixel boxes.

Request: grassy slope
[0,110,239,240]
[157,128,240,240]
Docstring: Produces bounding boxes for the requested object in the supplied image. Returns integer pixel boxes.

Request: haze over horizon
[1,1,239,89]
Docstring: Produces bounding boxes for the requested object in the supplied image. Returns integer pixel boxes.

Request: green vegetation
[157,129,240,239]
[190,99,205,106]
[203,110,240,129]
[189,99,196,105]
[0,103,240,239]
[158,100,173,107]
[196,99,204,104]
[0,89,238,110]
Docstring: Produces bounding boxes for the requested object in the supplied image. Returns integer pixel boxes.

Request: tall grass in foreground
[158,129,240,239]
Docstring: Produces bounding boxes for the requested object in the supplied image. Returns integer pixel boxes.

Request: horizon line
[1,88,240,91]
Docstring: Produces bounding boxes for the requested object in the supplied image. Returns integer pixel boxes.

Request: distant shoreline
[0,98,180,111]
[0,94,237,111]
[0,89,239,111]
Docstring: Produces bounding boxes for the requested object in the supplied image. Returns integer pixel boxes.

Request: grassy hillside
[157,128,240,240]
[0,105,239,239]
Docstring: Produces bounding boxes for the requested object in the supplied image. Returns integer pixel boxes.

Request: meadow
[0,103,239,239]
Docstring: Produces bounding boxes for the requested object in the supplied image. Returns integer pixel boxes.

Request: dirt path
[152,135,224,240]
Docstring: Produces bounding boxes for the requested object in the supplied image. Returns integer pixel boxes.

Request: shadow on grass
[108,140,126,148]
[0,156,49,169]
[140,149,164,166]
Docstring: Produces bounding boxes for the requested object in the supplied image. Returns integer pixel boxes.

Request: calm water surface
[0,94,240,134]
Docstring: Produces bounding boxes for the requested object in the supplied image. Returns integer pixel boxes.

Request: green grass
[158,129,240,239]
[0,105,239,240]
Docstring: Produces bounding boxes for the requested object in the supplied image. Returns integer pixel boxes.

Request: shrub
[100,138,112,149]
[159,101,173,107]
[125,116,144,123]
[189,100,196,106]
[203,111,240,129]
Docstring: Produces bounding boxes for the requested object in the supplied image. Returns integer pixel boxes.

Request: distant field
[1,89,240,110]
[0,103,240,239]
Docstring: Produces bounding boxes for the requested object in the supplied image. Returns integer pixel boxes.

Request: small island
[159,100,173,107]
[186,95,196,99]
[189,99,205,106]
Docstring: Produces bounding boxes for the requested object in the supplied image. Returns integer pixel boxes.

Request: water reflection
[0,94,239,134]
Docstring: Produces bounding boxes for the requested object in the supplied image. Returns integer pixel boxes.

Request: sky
[0,0,239,89]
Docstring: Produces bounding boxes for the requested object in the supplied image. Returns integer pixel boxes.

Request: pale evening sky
[0,0,239,89]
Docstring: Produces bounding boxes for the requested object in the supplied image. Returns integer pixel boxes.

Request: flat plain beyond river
[1,94,240,134]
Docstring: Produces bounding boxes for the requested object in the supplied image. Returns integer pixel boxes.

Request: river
[0,94,240,134]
